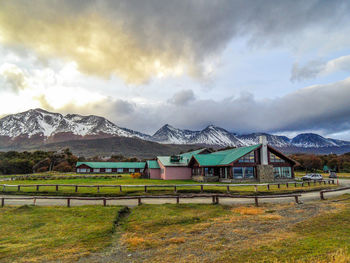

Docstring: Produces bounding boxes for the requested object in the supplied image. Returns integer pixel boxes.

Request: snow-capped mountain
[237,133,291,147]
[151,125,350,149]
[1,109,350,153]
[0,109,151,145]
[152,124,199,144]
[190,125,245,146]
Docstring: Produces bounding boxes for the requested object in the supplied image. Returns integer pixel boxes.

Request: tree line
[290,152,350,173]
[0,149,141,175]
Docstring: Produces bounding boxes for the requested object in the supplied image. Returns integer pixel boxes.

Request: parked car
[302,173,323,181]
[329,172,337,178]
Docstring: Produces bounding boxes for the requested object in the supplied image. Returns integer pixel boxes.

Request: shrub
[131,172,141,179]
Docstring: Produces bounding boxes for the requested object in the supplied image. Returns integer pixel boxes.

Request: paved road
[1,179,350,207]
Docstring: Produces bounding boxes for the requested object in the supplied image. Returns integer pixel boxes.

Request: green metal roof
[76,162,146,169]
[157,148,207,167]
[192,144,261,166]
[146,160,160,169]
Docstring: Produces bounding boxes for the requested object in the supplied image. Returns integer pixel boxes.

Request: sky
[1,0,350,139]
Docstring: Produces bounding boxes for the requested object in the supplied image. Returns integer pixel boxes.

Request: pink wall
[158,161,192,180]
[149,168,161,179]
[164,166,192,180]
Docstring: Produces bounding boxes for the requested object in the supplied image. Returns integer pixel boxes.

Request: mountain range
[1,108,350,156]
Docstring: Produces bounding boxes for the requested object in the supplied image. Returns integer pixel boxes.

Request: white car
[302,173,323,181]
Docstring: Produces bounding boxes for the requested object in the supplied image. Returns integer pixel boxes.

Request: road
[1,179,350,207]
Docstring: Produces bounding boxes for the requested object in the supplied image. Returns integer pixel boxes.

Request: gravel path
[1,179,349,207]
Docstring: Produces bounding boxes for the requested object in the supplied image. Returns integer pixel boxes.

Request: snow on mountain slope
[152,124,199,144]
[237,133,291,147]
[190,125,245,146]
[0,108,150,140]
[1,109,350,150]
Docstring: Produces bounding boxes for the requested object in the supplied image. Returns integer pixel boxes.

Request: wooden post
[301,182,304,187]
[254,196,259,207]
[286,183,288,188]
[103,198,106,207]
[36,185,40,191]
[17,185,21,192]
[328,180,331,185]
[294,196,299,204]
[56,185,59,191]
[294,182,297,187]
[320,192,325,200]
[144,186,147,193]
[227,185,230,193]
[67,198,71,207]
[308,181,310,187]
[216,196,219,204]
[75,186,78,192]
[174,186,177,193]
[138,197,142,206]
[176,196,179,204]
[200,185,204,193]
[119,186,122,192]
[1,198,4,207]
[33,198,36,206]
[212,196,216,204]
[267,184,270,190]
[277,184,280,189]
[97,186,100,193]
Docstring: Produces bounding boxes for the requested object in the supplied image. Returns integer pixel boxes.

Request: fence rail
[320,186,350,200]
[0,180,335,194]
[0,193,302,207]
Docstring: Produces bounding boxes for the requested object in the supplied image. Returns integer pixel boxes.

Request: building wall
[149,168,161,179]
[163,166,192,180]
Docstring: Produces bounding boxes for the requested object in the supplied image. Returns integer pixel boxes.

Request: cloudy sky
[1,0,350,139]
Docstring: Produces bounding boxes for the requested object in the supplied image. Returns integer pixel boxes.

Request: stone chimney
[259,135,268,165]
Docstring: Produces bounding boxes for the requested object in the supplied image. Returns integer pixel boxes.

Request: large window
[129,168,135,173]
[233,167,255,179]
[274,167,292,178]
[106,168,112,173]
[117,168,123,173]
[269,152,285,163]
[192,167,202,176]
[93,168,100,173]
[238,151,255,163]
[204,168,214,176]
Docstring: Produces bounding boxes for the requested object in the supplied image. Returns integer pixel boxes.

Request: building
[144,136,296,182]
[76,162,146,174]
[75,136,296,182]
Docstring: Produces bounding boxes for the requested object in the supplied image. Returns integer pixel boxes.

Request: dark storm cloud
[100,78,350,135]
[168,90,195,106]
[1,0,350,82]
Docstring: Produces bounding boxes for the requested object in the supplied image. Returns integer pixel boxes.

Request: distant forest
[0,149,141,175]
[1,149,350,175]
[291,152,350,172]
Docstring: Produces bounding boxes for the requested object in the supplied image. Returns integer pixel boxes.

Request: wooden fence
[0,193,302,208]
[0,180,336,194]
[320,186,350,200]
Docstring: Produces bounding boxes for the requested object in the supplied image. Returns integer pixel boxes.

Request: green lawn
[0,205,124,263]
[117,200,350,263]
[0,175,336,196]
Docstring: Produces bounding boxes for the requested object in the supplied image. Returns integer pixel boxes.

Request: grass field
[0,175,336,196]
[115,198,350,263]
[0,205,124,263]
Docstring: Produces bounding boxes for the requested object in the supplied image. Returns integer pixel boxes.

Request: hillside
[23,136,200,158]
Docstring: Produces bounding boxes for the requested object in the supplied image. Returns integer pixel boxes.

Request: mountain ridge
[1,108,350,153]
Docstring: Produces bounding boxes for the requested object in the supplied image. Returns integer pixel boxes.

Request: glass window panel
[129,168,135,172]
[269,152,285,163]
[117,168,123,173]
[106,168,112,173]
[238,152,255,163]
[233,167,243,178]
[244,167,255,178]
